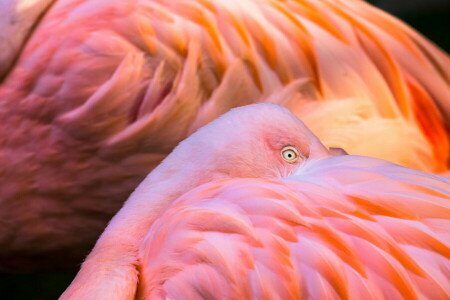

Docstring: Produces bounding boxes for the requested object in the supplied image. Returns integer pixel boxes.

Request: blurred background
[369,0,450,52]
[0,0,449,299]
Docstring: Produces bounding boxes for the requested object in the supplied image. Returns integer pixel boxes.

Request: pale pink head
[164,104,335,180]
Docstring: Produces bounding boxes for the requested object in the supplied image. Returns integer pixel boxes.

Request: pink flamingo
[1,0,449,271]
[61,104,450,299]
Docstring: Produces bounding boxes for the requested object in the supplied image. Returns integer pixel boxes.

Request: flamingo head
[165,104,339,180]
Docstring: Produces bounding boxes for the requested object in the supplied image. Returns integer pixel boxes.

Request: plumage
[138,156,450,300]
[61,104,450,299]
[0,0,449,271]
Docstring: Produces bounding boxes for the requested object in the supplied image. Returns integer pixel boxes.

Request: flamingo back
[139,156,450,299]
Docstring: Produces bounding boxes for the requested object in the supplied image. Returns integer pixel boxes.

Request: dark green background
[1,1,449,299]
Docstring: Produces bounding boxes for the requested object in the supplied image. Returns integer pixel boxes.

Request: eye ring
[281,146,301,163]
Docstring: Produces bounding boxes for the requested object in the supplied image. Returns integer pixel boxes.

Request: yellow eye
[281,146,300,163]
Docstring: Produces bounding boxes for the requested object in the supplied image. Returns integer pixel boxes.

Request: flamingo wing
[1,0,448,171]
[139,156,450,299]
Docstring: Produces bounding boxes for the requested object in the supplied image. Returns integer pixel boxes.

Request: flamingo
[1,0,449,271]
[61,104,450,299]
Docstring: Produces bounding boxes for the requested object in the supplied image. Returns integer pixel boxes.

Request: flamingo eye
[281,146,300,163]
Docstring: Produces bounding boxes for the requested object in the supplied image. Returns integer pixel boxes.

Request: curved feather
[0,0,449,271]
[138,156,450,299]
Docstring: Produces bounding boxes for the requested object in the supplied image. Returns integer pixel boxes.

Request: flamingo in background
[61,104,450,299]
[0,0,449,271]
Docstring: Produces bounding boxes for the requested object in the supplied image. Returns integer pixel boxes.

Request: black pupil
[288,153,292,158]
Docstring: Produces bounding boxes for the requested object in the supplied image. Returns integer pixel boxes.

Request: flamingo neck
[87,161,217,264]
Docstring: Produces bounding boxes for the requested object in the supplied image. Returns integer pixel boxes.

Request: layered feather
[0,0,449,271]
[138,156,450,299]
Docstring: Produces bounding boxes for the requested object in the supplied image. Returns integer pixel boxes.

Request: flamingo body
[62,104,450,299]
[138,156,450,299]
[0,0,449,271]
